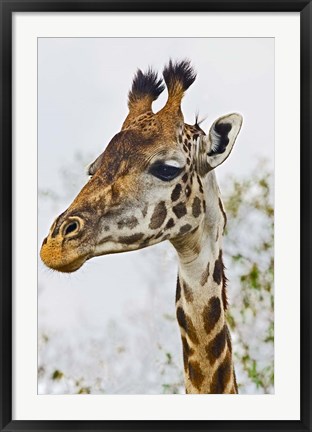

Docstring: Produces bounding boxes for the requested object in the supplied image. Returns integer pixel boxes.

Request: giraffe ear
[196,113,243,176]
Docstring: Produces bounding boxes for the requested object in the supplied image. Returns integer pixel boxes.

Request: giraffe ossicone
[40,59,243,394]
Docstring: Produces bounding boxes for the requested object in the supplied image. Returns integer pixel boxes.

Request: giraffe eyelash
[163,159,183,168]
[149,161,184,181]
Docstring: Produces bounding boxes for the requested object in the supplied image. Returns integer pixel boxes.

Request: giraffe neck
[171,172,237,394]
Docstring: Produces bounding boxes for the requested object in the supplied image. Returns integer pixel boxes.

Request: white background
[13,12,300,420]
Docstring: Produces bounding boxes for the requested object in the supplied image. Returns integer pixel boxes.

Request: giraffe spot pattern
[97,235,113,246]
[141,235,155,246]
[197,175,204,193]
[176,277,181,303]
[154,230,164,240]
[206,324,227,365]
[210,250,228,311]
[192,197,202,218]
[202,296,221,334]
[166,218,175,229]
[149,201,167,229]
[181,336,194,373]
[171,184,182,202]
[185,186,191,197]
[182,280,193,302]
[118,233,144,244]
[191,226,199,234]
[182,173,188,183]
[213,250,223,285]
[218,197,227,233]
[188,360,205,391]
[200,262,210,286]
[173,202,187,219]
[210,350,232,394]
[176,307,199,344]
[225,325,232,353]
[141,204,148,217]
[117,216,138,230]
[179,224,192,235]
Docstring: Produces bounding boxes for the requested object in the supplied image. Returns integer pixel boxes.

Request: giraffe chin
[50,257,87,273]
[40,252,88,273]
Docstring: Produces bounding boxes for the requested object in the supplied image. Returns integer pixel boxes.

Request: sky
[38,37,274,332]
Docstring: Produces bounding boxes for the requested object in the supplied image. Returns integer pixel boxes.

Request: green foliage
[162,383,181,394]
[77,387,91,394]
[51,370,64,380]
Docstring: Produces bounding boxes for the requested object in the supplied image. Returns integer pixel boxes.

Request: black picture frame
[1,1,311,431]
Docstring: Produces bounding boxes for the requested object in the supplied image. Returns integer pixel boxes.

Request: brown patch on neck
[213,250,228,311]
[176,307,199,345]
[218,197,227,233]
[176,277,181,303]
[200,262,210,286]
[225,325,232,353]
[206,324,227,365]
[213,250,223,284]
[202,296,222,334]
[210,349,232,394]
[188,360,205,391]
[181,336,194,373]
[182,280,194,302]
[221,265,228,311]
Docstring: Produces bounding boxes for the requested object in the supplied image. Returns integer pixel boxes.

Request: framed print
[1,1,311,431]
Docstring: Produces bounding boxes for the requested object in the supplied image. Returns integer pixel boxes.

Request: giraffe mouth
[40,246,89,273]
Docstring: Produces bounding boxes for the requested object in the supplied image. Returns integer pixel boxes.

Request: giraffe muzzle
[40,215,92,273]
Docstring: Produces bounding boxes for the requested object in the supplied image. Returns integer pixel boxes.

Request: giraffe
[40,60,243,394]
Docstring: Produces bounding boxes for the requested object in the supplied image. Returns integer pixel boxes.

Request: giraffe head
[40,60,242,273]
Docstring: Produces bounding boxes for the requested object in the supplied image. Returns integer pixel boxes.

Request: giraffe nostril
[64,221,79,237]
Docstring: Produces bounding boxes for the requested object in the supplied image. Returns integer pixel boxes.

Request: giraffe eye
[149,162,183,182]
